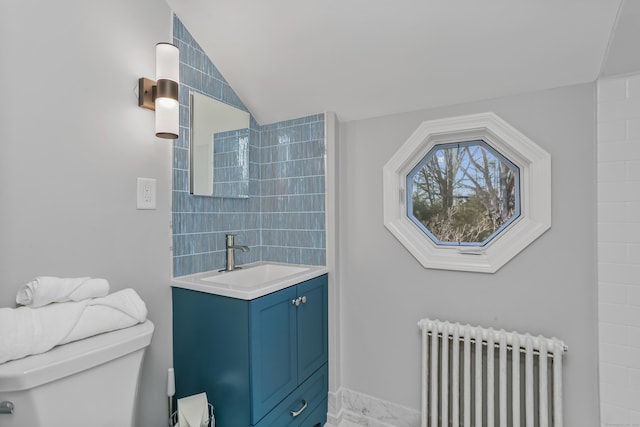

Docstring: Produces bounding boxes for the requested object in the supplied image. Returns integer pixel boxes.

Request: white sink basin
[201,264,309,287]
[171,262,328,300]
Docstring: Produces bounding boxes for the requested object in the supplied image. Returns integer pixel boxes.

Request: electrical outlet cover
[137,177,157,210]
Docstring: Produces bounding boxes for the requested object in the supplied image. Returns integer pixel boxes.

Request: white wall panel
[598,72,640,426]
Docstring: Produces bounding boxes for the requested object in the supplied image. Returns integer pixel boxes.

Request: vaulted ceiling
[166,0,635,124]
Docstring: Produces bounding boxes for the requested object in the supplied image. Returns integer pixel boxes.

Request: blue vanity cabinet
[251,275,328,425]
[172,273,328,427]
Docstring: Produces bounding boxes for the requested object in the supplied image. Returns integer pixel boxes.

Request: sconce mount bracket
[138,78,156,110]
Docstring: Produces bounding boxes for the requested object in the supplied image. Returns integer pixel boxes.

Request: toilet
[0,320,154,427]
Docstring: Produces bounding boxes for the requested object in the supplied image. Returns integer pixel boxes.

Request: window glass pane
[408,140,520,246]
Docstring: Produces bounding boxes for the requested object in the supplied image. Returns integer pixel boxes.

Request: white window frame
[383,112,551,273]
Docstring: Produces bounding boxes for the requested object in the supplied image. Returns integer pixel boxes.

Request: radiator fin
[418,319,567,427]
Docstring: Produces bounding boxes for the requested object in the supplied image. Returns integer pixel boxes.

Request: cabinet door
[172,288,251,427]
[296,275,328,381]
[250,285,298,424]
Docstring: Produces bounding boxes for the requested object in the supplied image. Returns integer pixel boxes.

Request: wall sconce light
[138,43,179,139]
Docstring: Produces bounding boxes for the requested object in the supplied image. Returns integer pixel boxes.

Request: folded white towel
[16,276,110,307]
[62,288,147,344]
[0,288,147,364]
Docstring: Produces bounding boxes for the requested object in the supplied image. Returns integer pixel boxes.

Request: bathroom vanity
[172,263,328,427]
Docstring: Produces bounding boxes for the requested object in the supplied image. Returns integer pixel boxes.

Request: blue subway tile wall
[172,16,259,276]
[259,115,326,266]
[172,16,325,276]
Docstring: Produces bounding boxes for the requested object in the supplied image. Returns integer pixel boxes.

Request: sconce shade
[155,97,179,139]
[155,43,179,139]
[138,42,180,139]
[156,43,179,81]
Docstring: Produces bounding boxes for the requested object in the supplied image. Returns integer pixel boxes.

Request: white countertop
[171,262,328,300]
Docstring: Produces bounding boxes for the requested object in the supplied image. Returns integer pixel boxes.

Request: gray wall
[0,2,173,426]
[338,83,599,426]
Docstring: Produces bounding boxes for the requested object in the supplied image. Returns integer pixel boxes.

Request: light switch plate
[137,177,157,210]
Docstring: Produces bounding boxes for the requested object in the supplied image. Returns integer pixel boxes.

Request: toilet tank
[0,320,154,427]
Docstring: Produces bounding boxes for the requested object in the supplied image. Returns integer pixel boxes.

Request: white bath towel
[0,288,147,364]
[16,276,110,307]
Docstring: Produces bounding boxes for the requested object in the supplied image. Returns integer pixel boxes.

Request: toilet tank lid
[0,320,154,392]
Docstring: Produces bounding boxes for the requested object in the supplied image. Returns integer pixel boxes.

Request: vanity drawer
[253,363,327,427]
[298,397,328,427]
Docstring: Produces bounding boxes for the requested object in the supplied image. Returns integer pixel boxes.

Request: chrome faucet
[222,233,250,272]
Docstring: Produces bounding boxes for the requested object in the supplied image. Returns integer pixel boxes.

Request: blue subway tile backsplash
[172,16,325,276]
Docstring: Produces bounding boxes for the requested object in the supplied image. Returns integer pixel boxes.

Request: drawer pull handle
[0,401,14,415]
[290,399,307,417]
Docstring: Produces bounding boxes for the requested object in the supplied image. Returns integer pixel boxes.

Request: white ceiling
[166,0,625,124]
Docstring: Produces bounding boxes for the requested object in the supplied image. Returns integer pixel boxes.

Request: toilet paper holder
[169,403,214,427]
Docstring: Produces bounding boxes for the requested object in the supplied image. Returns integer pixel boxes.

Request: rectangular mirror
[190,91,251,198]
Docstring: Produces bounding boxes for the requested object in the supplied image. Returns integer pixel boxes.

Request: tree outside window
[407,140,520,246]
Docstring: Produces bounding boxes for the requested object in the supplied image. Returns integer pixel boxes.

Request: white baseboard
[326,388,420,427]
[327,388,343,426]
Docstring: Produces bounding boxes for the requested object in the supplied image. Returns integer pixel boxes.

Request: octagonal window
[383,112,551,273]
[406,140,520,247]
